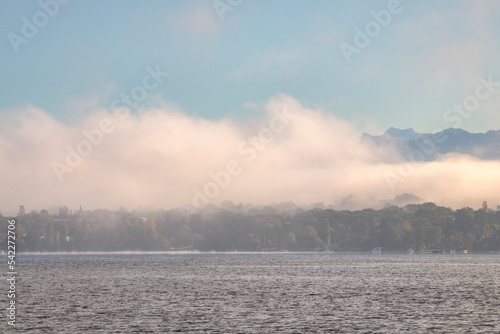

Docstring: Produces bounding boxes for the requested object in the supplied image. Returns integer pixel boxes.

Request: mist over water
[3,1,500,333]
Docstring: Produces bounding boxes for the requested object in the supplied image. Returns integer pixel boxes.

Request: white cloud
[1,95,500,215]
[65,85,116,120]
[171,1,220,37]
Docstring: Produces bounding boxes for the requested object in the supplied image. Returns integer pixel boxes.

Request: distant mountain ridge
[361,127,500,161]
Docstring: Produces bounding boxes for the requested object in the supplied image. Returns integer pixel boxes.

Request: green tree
[283,231,297,250]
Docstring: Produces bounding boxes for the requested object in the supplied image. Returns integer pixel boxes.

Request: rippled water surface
[10,253,500,333]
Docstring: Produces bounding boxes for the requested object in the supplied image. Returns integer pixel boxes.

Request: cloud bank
[1,94,499,215]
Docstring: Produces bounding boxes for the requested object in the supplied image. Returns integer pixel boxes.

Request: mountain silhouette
[361,128,500,161]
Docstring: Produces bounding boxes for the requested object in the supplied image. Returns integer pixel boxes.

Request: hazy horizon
[3,2,500,332]
[1,94,500,216]
[1,0,500,215]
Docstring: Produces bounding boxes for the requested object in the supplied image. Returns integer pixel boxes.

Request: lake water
[8,253,500,333]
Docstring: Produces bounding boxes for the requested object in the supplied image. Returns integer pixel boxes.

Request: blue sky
[2,0,500,213]
[1,0,500,133]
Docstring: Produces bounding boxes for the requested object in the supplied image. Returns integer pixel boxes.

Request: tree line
[1,202,500,252]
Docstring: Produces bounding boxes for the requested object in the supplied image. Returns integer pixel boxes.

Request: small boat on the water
[406,249,414,254]
[371,247,381,254]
